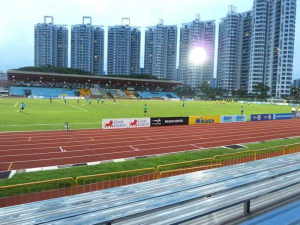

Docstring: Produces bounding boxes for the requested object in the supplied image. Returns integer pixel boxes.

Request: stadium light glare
[189,47,207,64]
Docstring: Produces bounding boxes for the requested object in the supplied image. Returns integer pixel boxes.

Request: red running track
[0,119,299,171]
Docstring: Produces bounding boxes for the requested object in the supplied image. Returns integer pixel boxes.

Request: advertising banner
[189,116,221,125]
[221,115,247,123]
[102,118,129,129]
[102,118,150,129]
[150,117,189,126]
[273,113,295,120]
[127,118,151,128]
[251,114,273,122]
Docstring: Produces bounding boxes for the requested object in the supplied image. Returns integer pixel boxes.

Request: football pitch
[0,97,292,132]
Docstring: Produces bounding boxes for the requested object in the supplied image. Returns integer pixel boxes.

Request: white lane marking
[60,147,66,152]
[14,102,19,107]
[129,145,139,151]
[191,144,203,149]
[60,101,88,112]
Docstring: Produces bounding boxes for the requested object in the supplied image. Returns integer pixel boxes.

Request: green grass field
[0,97,292,132]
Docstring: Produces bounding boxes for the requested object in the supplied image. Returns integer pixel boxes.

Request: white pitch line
[60,101,88,112]
[14,102,19,107]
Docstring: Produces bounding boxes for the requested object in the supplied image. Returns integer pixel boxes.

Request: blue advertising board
[221,115,247,123]
[273,113,295,120]
[251,114,273,121]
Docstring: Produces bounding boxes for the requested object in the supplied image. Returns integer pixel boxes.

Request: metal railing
[0,177,73,207]
[76,168,156,194]
[213,150,256,167]
[157,158,213,179]
[255,145,286,160]
[2,143,300,208]
[159,164,222,179]
[285,143,300,155]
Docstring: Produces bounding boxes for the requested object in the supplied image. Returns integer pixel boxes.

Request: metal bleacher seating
[9,86,77,98]
[99,89,107,97]
[108,89,116,97]
[1,153,300,225]
[137,91,180,99]
[90,88,102,97]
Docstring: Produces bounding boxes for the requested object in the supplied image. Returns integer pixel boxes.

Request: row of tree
[199,82,271,99]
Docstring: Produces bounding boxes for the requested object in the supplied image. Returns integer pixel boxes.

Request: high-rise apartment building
[107,18,141,75]
[71,17,104,75]
[34,16,68,67]
[144,20,177,80]
[218,0,297,97]
[248,0,268,93]
[264,0,297,97]
[240,11,252,90]
[217,6,252,91]
[179,15,216,88]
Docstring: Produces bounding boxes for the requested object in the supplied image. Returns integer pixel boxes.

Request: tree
[199,82,211,95]
[236,89,247,98]
[252,83,270,98]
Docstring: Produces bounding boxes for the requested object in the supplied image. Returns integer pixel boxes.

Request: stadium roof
[7,70,182,88]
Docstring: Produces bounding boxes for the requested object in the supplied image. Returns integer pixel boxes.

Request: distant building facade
[140,68,145,74]
[210,78,217,89]
[179,15,216,88]
[293,79,300,88]
[217,0,297,97]
[144,20,177,80]
[0,71,7,80]
[34,16,68,68]
[71,17,104,75]
[107,19,141,75]
[217,6,252,91]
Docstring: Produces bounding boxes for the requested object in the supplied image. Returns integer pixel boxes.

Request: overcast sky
[0,0,299,78]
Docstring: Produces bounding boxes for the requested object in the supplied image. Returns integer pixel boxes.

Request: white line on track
[59,101,88,112]
[0,122,298,153]
[1,130,299,158]
[2,133,297,165]
[191,144,202,149]
[129,145,139,151]
[60,147,65,152]
[0,120,289,138]
[0,119,294,137]
[1,124,297,149]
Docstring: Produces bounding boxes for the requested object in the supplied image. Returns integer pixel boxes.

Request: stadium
[0,67,300,224]
[1,0,300,223]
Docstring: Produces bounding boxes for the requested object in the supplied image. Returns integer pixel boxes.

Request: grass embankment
[1,137,299,187]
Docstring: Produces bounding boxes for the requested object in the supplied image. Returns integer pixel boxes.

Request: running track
[0,119,300,171]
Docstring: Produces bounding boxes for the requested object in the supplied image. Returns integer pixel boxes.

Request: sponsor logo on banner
[103,119,128,129]
[236,115,247,122]
[128,118,151,128]
[150,117,189,126]
[273,113,295,120]
[221,115,247,123]
[189,116,220,125]
[102,118,150,129]
[251,114,273,121]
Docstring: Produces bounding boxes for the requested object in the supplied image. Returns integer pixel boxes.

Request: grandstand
[78,89,91,96]
[7,70,182,99]
[1,153,300,224]
[9,86,77,98]
[90,88,102,97]
[137,91,180,99]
